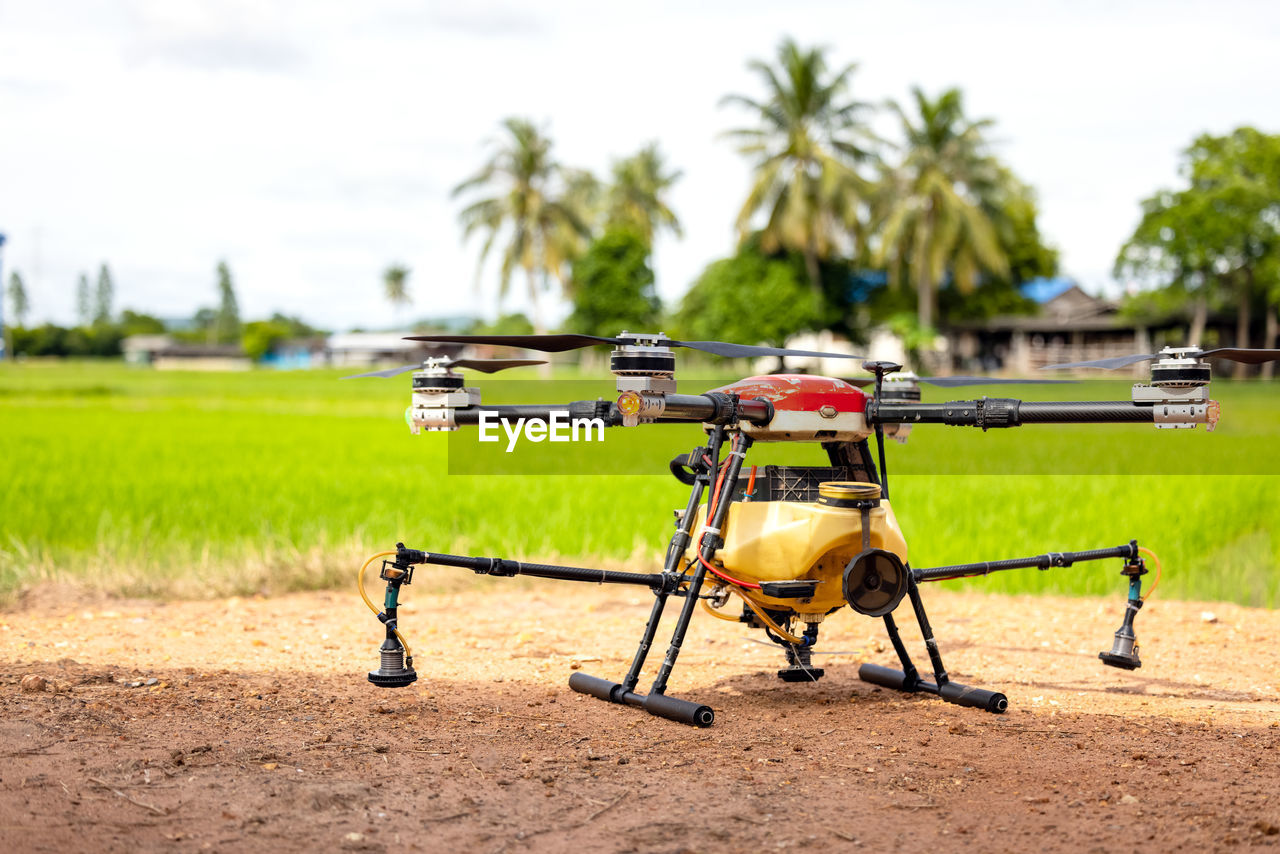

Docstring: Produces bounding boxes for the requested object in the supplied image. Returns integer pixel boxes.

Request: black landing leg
[858,577,1008,713]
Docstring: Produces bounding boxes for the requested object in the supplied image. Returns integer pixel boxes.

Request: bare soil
[2,582,1279,853]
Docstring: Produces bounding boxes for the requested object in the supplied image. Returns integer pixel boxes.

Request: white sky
[1,0,1277,330]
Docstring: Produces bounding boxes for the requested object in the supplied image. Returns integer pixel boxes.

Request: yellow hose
[698,583,807,644]
[358,551,414,662]
[1138,546,1163,601]
[735,590,808,644]
[700,596,741,623]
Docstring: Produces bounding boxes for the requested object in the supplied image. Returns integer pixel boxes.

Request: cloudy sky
[1,0,1277,330]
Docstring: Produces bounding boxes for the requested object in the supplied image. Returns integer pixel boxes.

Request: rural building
[325,332,461,368]
[122,334,176,365]
[151,343,252,371]
[948,279,1156,375]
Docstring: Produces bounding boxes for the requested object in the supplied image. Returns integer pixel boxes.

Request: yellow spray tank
[695,482,909,618]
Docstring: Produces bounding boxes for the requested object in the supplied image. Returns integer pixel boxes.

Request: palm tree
[721,38,876,292]
[452,118,589,333]
[604,142,683,247]
[552,167,603,274]
[383,264,411,313]
[873,87,1008,332]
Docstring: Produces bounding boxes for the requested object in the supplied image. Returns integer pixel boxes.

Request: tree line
[4,260,319,360]
[452,38,1278,364]
[451,38,1058,353]
[4,38,1275,365]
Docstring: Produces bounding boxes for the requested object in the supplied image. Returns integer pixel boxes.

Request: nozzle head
[368,667,417,688]
[1100,598,1143,670]
[1099,648,1142,670]
[1100,623,1142,670]
[368,638,418,688]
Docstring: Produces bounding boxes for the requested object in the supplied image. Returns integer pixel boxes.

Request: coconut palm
[383,264,411,318]
[604,142,683,247]
[551,167,604,273]
[452,118,589,333]
[873,87,1009,332]
[721,38,876,292]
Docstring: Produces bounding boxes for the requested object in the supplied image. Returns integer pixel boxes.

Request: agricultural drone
[348,337,1279,727]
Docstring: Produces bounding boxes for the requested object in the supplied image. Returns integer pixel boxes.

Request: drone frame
[367,365,1154,726]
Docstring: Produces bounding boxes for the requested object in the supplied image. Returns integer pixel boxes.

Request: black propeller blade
[1042,348,1280,370]
[844,375,1076,388]
[1040,353,1160,371]
[1197,347,1280,364]
[340,358,546,379]
[403,333,867,361]
[403,334,615,352]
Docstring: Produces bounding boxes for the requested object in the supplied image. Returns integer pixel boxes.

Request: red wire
[698,551,761,590]
[696,435,761,590]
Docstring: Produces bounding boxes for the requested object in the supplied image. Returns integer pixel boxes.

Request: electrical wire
[358,551,414,662]
[1138,546,1163,601]
[694,435,763,591]
[696,551,763,590]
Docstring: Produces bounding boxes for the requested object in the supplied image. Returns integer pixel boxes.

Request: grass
[1,360,1277,606]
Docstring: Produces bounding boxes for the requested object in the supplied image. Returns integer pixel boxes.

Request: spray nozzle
[1099,552,1147,670]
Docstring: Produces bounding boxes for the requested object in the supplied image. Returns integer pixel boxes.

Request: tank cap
[817,481,881,505]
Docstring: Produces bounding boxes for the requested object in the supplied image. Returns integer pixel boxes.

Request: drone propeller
[844,374,1076,389]
[403,333,867,362]
[340,358,546,379]
[1042,348,1280,371]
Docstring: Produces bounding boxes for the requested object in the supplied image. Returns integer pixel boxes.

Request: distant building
[260,337,327,370]
[152,343,252,371]
[325,332,462,368]
[122,334,175,365]
[949,278,1157,374]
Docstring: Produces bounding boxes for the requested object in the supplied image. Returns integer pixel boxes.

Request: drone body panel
[710,374,872,442]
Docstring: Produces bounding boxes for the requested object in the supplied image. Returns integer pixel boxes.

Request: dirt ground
[2,579,1278,853]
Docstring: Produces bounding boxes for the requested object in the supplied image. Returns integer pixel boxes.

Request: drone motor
[1131,348,1219,431]
[408,361,480,433]
[610,332,677,427]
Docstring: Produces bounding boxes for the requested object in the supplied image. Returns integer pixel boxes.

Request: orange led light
[617,391,643,417]
[1206,399,1220,432]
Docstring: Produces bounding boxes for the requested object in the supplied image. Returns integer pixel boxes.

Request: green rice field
[1,361,1277,606]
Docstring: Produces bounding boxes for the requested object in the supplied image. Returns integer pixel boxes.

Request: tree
[566,227,660,337]
[986,169,1059,285]
[241,319,292,361]
[76,274,92,326]
[452,118,590,333]
[721,38,876,293]
[383,264,411,315]
[936,170,1056,323]
[214,261,240,344]
[873,87,1009,332]
[604,143,683,248]
[1117,127,1280,376]
[94,264,114,325]
[552,168,604,265]
[7,272,28,326]
[467,313,535,337]
[676,239,823,370]
[119,309,166,335]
